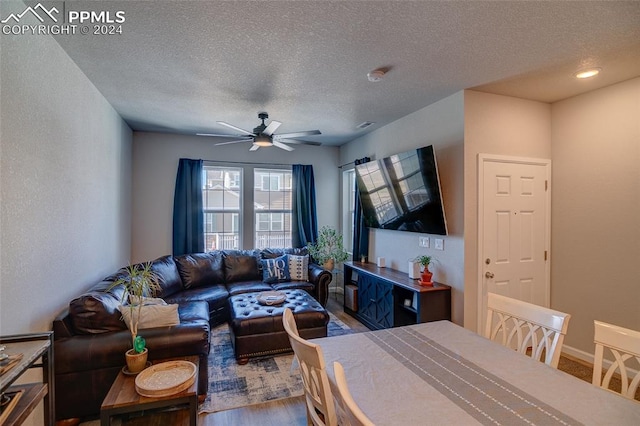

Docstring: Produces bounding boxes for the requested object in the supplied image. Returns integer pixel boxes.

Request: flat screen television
[354,145,447,235]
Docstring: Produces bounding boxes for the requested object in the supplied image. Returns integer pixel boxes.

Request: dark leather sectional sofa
[52,247,331,421]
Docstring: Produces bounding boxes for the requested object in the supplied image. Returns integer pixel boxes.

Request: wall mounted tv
[355,145,447,235]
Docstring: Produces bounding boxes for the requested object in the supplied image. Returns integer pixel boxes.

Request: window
[357,161,399,224]
[254,168,292,249]
[342,169,356,255]
[203,166,242,250]
[203,164,292,250]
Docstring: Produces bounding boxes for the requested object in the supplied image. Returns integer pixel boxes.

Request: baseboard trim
[561,344,596,365]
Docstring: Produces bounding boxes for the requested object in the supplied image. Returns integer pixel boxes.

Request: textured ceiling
[49,1,640,146]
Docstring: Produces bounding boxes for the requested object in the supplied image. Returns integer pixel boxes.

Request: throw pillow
[288,254,309,281]
[261,254,291,284]
[128,296,165,306]
[119,301,180,330]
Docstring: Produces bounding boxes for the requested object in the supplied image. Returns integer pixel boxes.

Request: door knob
[485,271,495,279]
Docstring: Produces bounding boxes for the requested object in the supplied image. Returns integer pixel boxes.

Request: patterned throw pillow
[288,254,309,281]
[261,255,291,284]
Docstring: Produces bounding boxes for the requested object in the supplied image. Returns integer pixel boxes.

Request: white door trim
[476,154,552,332]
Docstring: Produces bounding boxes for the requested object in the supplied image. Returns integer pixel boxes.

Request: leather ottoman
[228,289,329,364]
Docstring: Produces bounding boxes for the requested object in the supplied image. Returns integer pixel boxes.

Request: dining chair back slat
[283,307,337,426]
[592,320,640,402]
[484,292,571,368]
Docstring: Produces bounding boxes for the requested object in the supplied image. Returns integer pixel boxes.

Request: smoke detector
[367,69,386,82]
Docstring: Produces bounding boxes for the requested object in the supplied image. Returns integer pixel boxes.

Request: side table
[100,355,198,426]
[0,332,54,426]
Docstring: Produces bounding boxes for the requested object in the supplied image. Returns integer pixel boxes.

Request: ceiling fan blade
[274,130,321,139]
[263,120,282,136]
[197,133,251,138]
[214,139,254,146]
[249,144,260,151]
[276,138,322,146]
[216,121,255,136]
[273,140,294,151]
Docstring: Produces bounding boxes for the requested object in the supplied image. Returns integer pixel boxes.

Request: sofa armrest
[53,308,74,339]
[308,263,332,306]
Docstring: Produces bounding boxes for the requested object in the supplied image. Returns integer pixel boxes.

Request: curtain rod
[203,159,296,167]
[339,155,374,169]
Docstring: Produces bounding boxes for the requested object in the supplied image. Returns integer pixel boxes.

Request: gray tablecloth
[313,320,640,426]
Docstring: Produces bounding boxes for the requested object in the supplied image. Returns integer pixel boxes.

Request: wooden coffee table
[100,355,199,426]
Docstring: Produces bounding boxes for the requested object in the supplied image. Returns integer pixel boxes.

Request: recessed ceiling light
[574,67,602,79]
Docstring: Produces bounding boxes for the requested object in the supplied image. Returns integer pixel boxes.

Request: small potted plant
[308,226,350,271]
[414,255,435,286]
[107,262,161,373]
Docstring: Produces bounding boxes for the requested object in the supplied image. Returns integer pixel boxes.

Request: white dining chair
[592,320,640,402]
[333,361,375,426]
[283,308,337,426]
[484,292,571,368]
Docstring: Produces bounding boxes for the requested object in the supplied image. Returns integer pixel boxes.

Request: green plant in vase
[308,226,349,271]
[414,255,435,285]
[107,262,161,373]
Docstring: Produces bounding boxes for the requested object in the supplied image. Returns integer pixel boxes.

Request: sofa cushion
[272,281,315,293]
[287,254,309,281]
[174,252,225,289]
[147,255,182,298]
[226,281,273,296]
[164,284,230,326]
[69,281,128,334]
[261,254,291,284]
[223,249,262,283]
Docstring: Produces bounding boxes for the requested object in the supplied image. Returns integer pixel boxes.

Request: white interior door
[477,154,551,331]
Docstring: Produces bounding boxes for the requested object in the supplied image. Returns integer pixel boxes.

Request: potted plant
[308,226,350,271]
[414,255,435,286]
[107,262,161,373]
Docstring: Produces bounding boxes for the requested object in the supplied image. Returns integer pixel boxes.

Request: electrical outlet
[419,237,429,248]
[434,238,444,250]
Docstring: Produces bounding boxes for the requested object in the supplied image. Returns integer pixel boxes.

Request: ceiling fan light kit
[253,135,272,147]
[199,112,321,152]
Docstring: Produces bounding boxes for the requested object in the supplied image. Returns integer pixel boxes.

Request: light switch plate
[419,237,429,248]
[434,238,444,250]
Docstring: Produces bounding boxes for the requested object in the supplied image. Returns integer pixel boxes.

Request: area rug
[199,312,352,413]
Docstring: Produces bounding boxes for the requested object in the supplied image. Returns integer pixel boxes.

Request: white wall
[0,13,132,336]
[463,90,551,331]
[339,92,466,325]
[131,132,340,262]
[0,11,132,425]
[550,77,640,355]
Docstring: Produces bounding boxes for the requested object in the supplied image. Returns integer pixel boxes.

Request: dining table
[313,320,640,426]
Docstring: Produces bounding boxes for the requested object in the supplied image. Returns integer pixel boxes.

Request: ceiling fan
[197,112,321,151]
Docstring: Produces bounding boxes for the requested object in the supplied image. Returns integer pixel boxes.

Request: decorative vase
[125,347,148,373]
[408,261,421,279]
[323,259,335,271]
[420,267,433,286]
